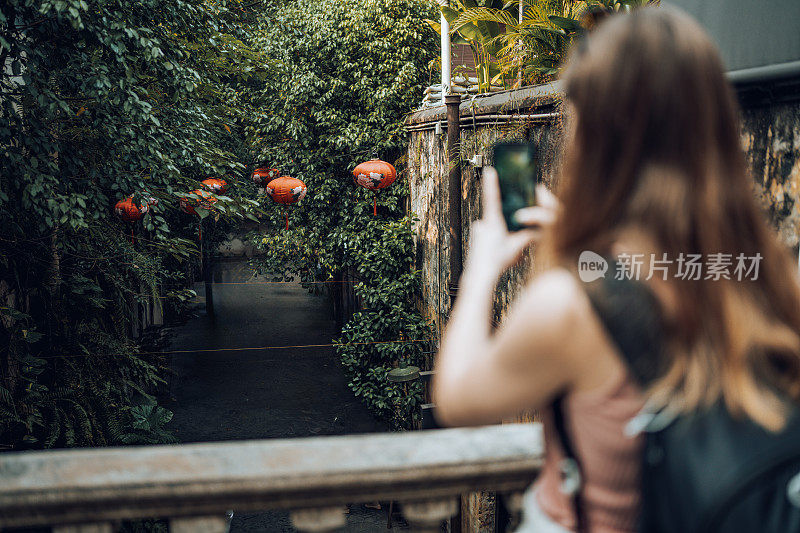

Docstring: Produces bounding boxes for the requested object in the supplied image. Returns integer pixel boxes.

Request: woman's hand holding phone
[465,167,559,279]
[513,184,559,234]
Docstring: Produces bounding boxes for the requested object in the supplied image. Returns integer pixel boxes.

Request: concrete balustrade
[0,424,542,532]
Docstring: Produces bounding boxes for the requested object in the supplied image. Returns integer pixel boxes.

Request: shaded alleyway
[164,258,395,532]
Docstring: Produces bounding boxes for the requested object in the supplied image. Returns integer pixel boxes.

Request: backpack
[552,274,800,533]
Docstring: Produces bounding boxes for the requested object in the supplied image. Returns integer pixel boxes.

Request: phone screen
[492,142,538,231]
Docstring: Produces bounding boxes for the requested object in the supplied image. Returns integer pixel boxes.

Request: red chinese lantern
[352,158,396,215]
[180,189,218,240]
[265,176,307,229]
[115,197,149,222]
[114,197,149,243]
[180,189,217,216]
[252,167,280,187]
[201,177,228,194]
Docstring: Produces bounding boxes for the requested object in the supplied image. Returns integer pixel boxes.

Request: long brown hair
[551,6,800,430]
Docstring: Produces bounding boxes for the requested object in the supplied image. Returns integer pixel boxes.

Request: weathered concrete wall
[407,87,800,342]
[406,84,564,341]
[743,101,800,251]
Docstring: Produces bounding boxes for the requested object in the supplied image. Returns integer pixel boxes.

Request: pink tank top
[534,372,645,533]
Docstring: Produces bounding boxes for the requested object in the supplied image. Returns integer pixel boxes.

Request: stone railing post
[402,497,460,532]
[53,524,112,533]
[290,506,347,532]
[170,515,229,533]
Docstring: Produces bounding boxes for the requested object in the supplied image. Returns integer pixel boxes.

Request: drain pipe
[446,94,463,305]
[445,92,463,533]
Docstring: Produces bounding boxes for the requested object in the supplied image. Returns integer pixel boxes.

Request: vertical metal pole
[440,0,451,104]
[445,85,463,533]
[201,219,215,320]
[446,93,462,305]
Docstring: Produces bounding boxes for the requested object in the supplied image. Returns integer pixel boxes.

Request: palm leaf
[548,14,582,32]
[425,19,441,34]
[440,5,462,25]
[453,7,518,28]
[535,25,567,37]
[452,21,485,42]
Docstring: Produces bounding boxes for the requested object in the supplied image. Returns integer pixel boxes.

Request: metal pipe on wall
[404,112,561,132]
[445,94,463,305]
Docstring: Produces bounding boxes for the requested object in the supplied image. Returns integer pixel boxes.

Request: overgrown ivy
[0,0,270,449]
[247,0,437,429]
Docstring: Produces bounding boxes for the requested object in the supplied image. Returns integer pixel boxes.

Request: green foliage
[1,0,438,444]
[428,0,507,91]
[429,0,657,86]
[456,0,580,82]
[0,0,268,449]
[336,219,430,429]
[120,399,179,445]
[0,316,169,448]
[247,0,436,429]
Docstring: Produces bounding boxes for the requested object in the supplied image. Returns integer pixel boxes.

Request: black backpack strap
[552,394,589,533]
[549,270,666,532]
[582,272,665,386]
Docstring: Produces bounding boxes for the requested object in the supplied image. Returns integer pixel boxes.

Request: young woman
[433,6,800,533]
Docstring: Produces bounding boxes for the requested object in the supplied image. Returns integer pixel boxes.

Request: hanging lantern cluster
[174,167,310,237]
[252,167,280,188]
[352,158,396,215]
[265,176,307,229]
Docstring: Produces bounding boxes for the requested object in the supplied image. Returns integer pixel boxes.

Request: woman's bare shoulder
[513,268,592,332]
[505,268,625,391]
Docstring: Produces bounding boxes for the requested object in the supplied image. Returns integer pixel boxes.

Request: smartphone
[492,141,538,231]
